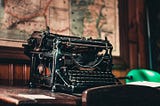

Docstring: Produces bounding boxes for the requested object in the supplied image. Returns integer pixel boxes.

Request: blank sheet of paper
[18,94,55,100]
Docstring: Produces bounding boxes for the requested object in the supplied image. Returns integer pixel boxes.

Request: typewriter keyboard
[67,70,121,92]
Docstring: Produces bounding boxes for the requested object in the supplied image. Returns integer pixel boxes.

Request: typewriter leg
[29,54,36,88]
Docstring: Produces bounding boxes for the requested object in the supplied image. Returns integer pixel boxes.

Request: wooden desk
[0,86,81,106]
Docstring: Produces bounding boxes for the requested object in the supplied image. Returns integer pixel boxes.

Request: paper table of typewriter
[23,29,121,93]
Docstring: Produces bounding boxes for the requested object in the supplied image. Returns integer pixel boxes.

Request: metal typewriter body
[23,29,121,93]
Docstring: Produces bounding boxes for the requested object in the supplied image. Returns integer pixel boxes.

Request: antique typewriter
[23,28,121,93]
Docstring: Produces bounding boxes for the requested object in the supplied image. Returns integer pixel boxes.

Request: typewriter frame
[23,29,120,93]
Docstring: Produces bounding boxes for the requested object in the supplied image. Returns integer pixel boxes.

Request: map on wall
[70,0,119,56]
[0,0,119,56]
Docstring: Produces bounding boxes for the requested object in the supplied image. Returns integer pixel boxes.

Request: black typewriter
[23,27,121,93]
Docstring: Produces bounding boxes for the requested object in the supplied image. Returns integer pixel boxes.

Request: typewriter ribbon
[23,28,121,93]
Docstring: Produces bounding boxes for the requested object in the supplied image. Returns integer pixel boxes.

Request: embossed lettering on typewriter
[23,27,121,93]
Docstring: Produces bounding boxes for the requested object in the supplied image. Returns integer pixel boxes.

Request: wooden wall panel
[0,63,30,86]
[8,64,13,85]
[128,0,147,69]
[113,0,147,83]
[0,64,9,85]
[128,0,137,42]
[129,43,138,69]
[23,64,30,84]
[136,0,148,68]
[13,64,24,85]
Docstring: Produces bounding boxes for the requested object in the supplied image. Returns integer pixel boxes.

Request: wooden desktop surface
[0,85,81,106]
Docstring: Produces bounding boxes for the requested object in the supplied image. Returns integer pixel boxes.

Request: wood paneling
[128,0,148,69]
[0,63,30,86]
[113,0,148,83]
[129,43,138,69]
[13,64,30,85]
[0,64,9,85]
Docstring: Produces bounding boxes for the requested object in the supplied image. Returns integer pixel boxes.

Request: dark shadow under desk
[0,85,81,106]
